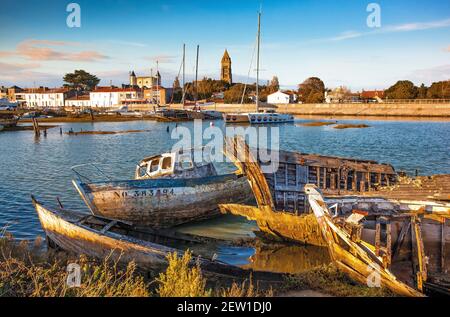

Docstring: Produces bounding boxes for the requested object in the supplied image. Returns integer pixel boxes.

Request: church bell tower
[221,50,232,85]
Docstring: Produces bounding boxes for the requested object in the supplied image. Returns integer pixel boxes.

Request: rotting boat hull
[32,197,284,280]
[219,204,326,247]
[74,174,253,228]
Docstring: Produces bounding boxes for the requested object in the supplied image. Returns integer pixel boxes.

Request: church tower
[221,50,232,85]
[129,71,137,86]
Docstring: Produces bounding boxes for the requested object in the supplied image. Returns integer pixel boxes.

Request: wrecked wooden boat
[304,185,424,297]
[31,196,263,278]
[73,148,253,228]
[219,136,398,246]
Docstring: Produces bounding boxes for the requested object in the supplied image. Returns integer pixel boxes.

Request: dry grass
[284,263,396,297]
[156,250,211,297]
[0,234,149,297]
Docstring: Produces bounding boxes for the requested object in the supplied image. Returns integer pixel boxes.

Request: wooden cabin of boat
[134,147,217,180]
[219,137,397,246]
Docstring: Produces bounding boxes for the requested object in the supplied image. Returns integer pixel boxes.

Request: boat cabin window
[161,156,172,170]
[149,159,159,173]
[178,154,194,170]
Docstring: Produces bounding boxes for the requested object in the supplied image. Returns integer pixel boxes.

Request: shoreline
[14,114,450,124]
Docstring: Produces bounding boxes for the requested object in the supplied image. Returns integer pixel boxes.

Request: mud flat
[299,121,336,127]
[333,124,370,129]
[66,129,152,136]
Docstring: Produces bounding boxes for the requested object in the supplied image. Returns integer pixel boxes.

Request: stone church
[221,50,232,85]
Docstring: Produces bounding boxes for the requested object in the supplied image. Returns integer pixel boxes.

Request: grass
[283,264,396,297]
[0,230,394,297]
[0,234,149,297]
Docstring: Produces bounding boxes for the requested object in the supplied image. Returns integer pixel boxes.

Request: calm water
[0,117,448,269]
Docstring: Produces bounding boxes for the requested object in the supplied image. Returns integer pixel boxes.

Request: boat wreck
[31,196,268,279]
[304,185,424,297]
[73,148,253,228]
[219,137,399,246]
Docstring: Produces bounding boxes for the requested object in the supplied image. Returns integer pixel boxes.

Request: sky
[0,0,449,91]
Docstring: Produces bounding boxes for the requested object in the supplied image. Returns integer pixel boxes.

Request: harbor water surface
[1,117,449,272]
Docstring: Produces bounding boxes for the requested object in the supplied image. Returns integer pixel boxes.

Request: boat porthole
[257,117,262,121]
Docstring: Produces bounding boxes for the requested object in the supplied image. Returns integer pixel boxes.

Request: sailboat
[224,11,294,124]
[247,12,294,124]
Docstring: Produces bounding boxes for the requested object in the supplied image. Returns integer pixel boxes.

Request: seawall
[169,102,450,117]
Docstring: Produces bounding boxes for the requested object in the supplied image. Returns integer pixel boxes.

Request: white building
[267,90,297,104]
[90,87,142,108]
[24,88,74,108]
[64,95,91,109]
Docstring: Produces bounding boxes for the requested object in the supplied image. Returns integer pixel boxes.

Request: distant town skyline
[0,0,449,90]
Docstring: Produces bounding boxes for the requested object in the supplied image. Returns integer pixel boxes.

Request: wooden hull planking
[74,174,253,228]
[305,185,424,297]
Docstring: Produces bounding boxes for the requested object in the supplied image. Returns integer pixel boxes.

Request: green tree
[427,80,450,99]
[298,77,325,103]
[417,83,428,99]
[63,70,100,91]
[224,84,254,104]
[385,80,418,99]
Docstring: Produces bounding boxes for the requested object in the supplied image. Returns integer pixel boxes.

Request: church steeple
[221,49,232,85]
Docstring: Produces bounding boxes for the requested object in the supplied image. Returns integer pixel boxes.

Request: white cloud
[323,18,450,42]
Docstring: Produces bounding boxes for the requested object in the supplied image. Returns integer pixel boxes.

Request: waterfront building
[89,87,142,108]
[361,90,385,102]
[130,70,161,89]
[267,90,297,104]
[221,50,232,85]
[64,94,91,109]
[0,86,8,99]
[143,86,173,105]
[23,87,75,108]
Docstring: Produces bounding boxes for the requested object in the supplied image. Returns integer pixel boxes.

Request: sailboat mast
[256,11,261,112]
[195,44,199,105]
[182,43,186,107]
[156,60,159,106]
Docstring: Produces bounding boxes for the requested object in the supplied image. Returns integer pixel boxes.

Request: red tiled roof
[23,88,71,94]
[66,95,90,101]
[92,87,139,93]
[361,90,385,99]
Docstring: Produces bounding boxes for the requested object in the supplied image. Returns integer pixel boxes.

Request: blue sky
[0,0,449,90]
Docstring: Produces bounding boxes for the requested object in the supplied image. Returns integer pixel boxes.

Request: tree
[427,80,450,99]
[268,76,280,93]
[63,70,100,91]
[173,76,181,90]
[224,84,254,104]
[417,83,428,99]
[298,77,325,103]
[385,80,418,99]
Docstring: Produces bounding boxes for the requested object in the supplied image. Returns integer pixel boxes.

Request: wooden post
[316,166,320,187]
[32,118,40,137]
[322,168,327,189]
[411,216,427,291]
[441,218,446,273]
[366,172,371,192]
[353,171,358,191]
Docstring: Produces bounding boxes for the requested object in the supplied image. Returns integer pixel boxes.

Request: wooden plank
[411,216,427,291]
[392,219,411,260]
